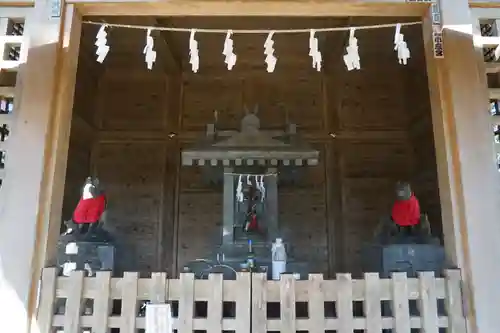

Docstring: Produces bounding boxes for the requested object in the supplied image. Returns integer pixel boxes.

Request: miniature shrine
[181,105,319,278]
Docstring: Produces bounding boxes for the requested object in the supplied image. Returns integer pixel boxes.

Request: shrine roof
[181,131,319,167]
[181,108,319,167]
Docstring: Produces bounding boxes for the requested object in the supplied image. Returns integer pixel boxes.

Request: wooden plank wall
[92,71,181,274]
[61,24,440,276]
[326,27,416,275]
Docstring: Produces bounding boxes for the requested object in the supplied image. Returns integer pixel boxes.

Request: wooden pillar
[222,167,235,245]
[0,2,80,332]
[424,1,500,332]
[265,167,278,242]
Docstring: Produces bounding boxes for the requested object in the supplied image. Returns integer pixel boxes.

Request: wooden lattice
[0,86,15,188]
[0,10,29,190]
[37,267,466,333]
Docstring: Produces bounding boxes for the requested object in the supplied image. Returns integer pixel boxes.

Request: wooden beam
[424,1,500,333]
[76,1,428,17]
[96,128,408,144]
[489,87,500,98]
[470,0,500,7]
[0,1,34,7]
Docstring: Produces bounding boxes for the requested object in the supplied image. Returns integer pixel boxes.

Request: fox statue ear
[243,104,249,115]
[253,104,259,115]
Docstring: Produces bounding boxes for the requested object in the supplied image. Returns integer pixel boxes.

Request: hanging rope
[83,20,421,34]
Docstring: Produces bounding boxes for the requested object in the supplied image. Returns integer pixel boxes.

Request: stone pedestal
[361,241,450,316]
[361,242,449,278]
[57,233,116,276]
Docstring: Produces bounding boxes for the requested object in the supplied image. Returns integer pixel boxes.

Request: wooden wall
[62,23,440,276]
[324,27,416,274]
[91,71,181,274]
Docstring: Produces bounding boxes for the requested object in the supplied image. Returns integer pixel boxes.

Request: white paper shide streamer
[235,174,267,203]
[394,24,410,65]
[189,29,200,73]
[257,175,266,202]
[143,29,157,70]
[86,20,419,69]
[236,175,244,203]
[223,30,237,70]
[264,31,277,73]
[95,24,110,63]
[309,29,322,72]
[343,28,360,71]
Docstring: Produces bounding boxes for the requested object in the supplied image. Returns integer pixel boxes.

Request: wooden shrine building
[0,0,500,332]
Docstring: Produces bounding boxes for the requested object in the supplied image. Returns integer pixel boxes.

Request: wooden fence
[36,267,466,333]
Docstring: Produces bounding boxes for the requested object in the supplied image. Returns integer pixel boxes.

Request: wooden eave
[181,132,320,167]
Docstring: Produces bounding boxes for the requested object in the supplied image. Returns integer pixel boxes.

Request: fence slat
[418,271,439,333]
[208,274,223,333]
[337,273,354,333]
[445,270,467,333]
[121,272,139,333]
[364,272,382,333]
[64,270,84,333]
[391,272,411,333]
[178,273,195,332]
[308,274,324,333]
[280,274,296,332]
[235,272,251,333]
[251,273,267,333]
[37,268,57,333]
[93,271,111,333]
[150,272,167,303]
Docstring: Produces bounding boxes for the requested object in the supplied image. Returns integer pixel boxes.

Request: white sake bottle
[271,238,287,280]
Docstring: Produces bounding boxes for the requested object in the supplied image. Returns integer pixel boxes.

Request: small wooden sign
[431,3,443,25]
[430,1,444,58]
[432,28,444,58]
[145,303,173,333]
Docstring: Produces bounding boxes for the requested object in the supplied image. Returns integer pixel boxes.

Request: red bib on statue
[73,195,106,224]
[391,195,420,226]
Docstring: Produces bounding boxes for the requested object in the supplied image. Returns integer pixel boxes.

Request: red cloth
[72,195,106,224]
[248,214,258,230]
[391,194,421,226]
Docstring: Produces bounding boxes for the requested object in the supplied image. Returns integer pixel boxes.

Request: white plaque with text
[145,303,173,333]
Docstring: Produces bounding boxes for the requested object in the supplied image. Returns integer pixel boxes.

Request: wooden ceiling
[79,16,420,75]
